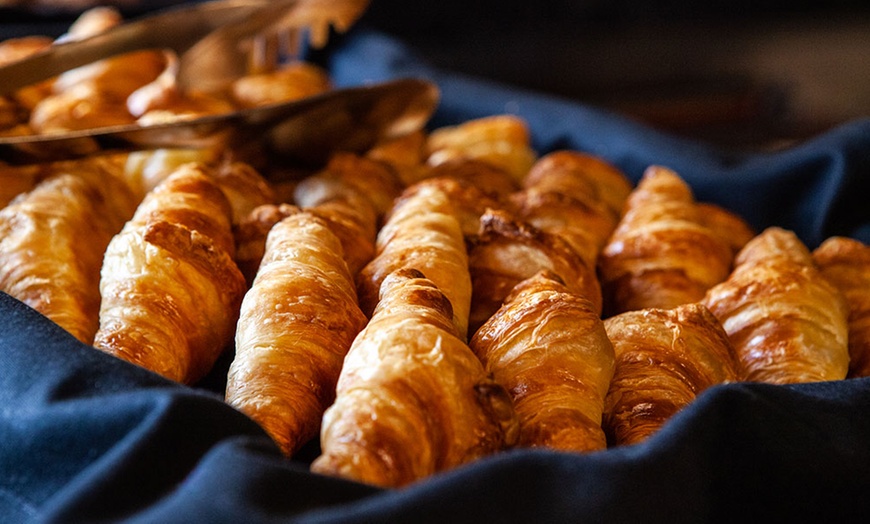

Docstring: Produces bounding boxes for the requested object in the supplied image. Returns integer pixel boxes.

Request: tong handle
[0,0,271,96]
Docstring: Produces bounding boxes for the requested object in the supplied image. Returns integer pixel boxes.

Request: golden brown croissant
[470,271,615,452]
[603,303,740,446]
[0,161,138,344]
[0,164,44,209]
[468,208,602,336]
[514,151,632,269]
[523,150,633,224]
[226,212,367,456]
[703,227,850,384]
[399,176,506,240]
[812,236,870,378]
[122,148,221,199]
[94,163,246,384]
[357,184,472,338]
[696,202,755,257]
[293,152,404,221]
[234,195,376,285]
[421,158,520,200]
[598,165,733,317]
[425,115,537,184]
[366,129,427,186]
[311,268,519,487]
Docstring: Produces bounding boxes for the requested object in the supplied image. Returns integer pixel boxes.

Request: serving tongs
[0,0,439,165]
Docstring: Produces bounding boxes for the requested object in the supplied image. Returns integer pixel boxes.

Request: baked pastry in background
[703,227,850,384]
[471,271,615,452]
[312,268,518,487]
[603,302,740,446]
[425,114,537,183]
[94,163,246,384]
[226,212,367,456]
[812,236,870,378]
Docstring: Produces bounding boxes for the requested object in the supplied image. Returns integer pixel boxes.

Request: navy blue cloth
[2,28,870,523]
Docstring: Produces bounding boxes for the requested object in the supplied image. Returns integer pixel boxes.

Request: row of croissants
[3,8,870,491]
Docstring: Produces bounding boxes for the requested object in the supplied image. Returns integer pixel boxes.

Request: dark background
[2,0,869,150]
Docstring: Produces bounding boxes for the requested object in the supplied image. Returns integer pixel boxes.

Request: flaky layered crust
[812,236,870,378]
[312,269,518,488]
[598,165,733,317]
[468,208,602,335]
[357,184,472,338]
[94,164,246,384]
[0,162,138,344]
[226,213,367,456]
[603,303,740,446]
[471,271,615,452]
[703,227,850,384]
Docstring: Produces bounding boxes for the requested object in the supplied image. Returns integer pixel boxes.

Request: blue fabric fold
[2,27,870,524]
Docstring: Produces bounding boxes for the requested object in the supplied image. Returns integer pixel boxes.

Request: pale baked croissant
[812,236,870,378]
[311,268,519,488]
[470,271,615,452]
[425,115,538,184]
[603,303,740,446]
[598,165,733,317]
[0,160,138,344]
[703,227,850,384]
[94,163,246,384]
[468,208,602,336]
[226,212,367,456]
[357,184,472,338]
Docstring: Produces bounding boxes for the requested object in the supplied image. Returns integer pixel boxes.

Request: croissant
[812,236,870,378]
[226,212,367,456]
[468,208,602,335]
[94,163,246,384]
[523,150,633,224]
[425,115,537,183]
[123,148,221,199]
[366,129,427,186]
[400,176,506,240]
[598,165,733,317]
[421,158,520,200]
[696,202,756,257]
[470,271,615,452]
[311,268,519,488]
[357,184,472,338]
[210,160,276,225]
[603,303,740,446]
[293,152,404,221]
[234,197,376,285]
[703,227,850,384]
[0,162,138,344]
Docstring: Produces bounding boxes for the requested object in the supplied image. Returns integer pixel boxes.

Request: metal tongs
[0,0,439,165]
